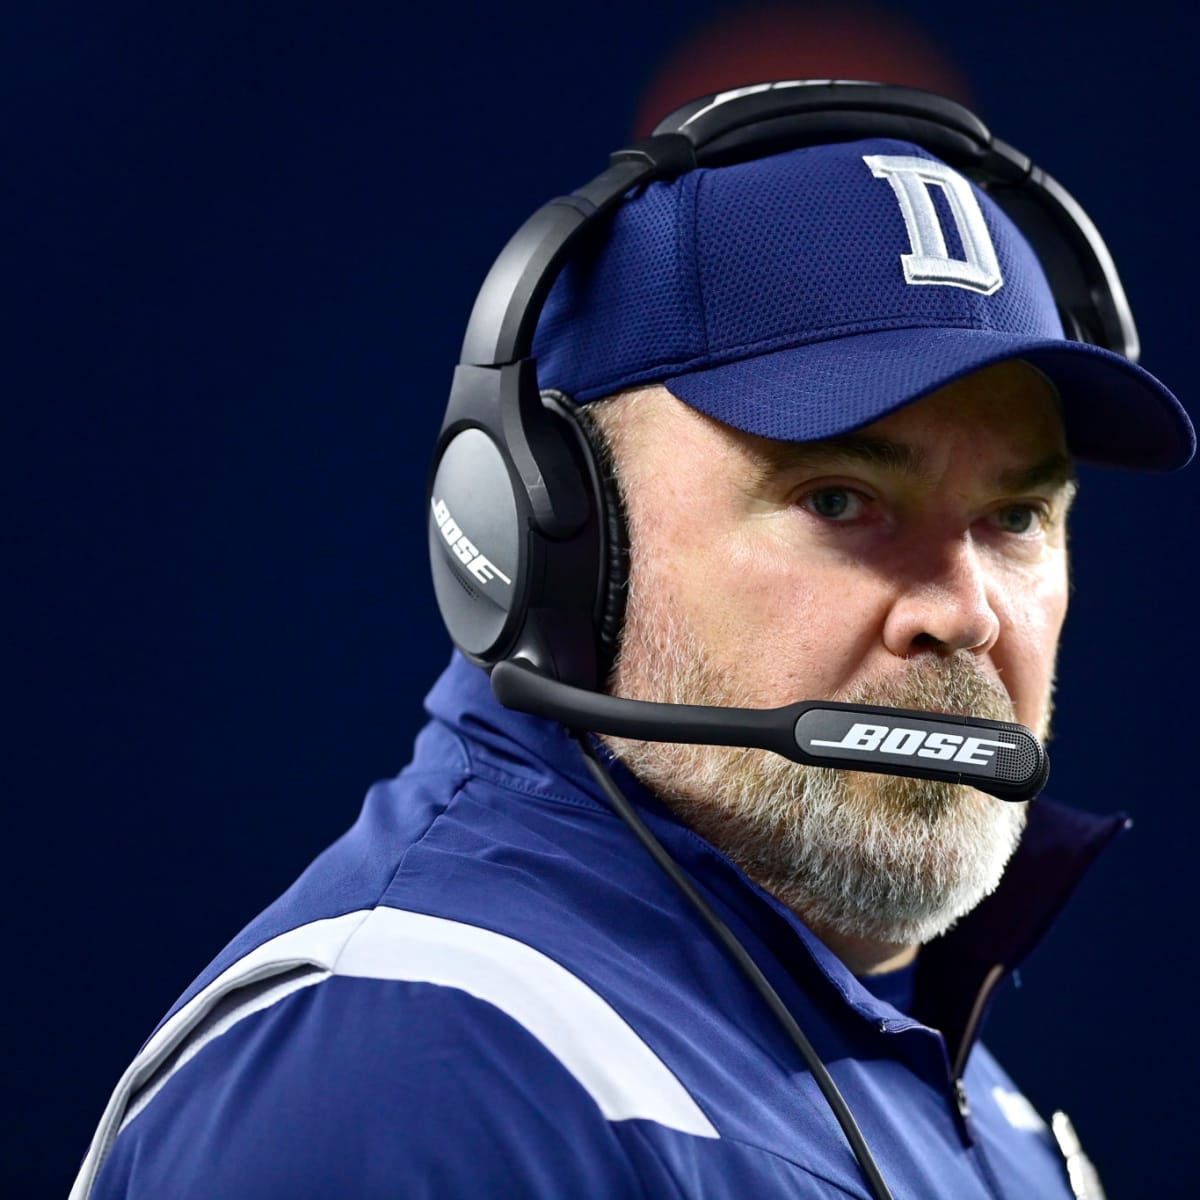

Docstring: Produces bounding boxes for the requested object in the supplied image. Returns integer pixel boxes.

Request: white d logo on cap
[864,154,1004,295]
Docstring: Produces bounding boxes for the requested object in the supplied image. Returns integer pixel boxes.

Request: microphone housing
[491,658,1048,803]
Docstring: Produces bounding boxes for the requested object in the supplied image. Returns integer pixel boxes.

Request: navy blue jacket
[73,654,1122,1198]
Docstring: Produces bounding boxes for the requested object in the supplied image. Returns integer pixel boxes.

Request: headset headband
[458,80,1138,372]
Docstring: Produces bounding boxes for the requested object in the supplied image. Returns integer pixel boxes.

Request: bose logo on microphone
[431,498,512,587]
[809,723,1017,767]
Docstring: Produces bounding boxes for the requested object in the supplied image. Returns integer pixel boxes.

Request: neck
[807,923,919,976]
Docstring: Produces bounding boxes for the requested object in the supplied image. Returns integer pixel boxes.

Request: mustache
[836,657,1016,725]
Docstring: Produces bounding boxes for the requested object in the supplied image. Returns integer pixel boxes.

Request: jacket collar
[426,653,1127,1070]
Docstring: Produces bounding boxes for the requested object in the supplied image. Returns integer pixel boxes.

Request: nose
[881,536,1001,659]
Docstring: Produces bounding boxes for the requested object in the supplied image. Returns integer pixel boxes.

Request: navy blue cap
[533,138,1193,470]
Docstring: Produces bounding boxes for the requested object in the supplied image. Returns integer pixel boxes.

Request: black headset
[427,79,1138,696]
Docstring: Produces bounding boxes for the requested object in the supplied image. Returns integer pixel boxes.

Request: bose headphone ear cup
[539,390,629,684]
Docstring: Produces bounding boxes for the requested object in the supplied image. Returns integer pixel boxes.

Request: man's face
[596,359,1074,952]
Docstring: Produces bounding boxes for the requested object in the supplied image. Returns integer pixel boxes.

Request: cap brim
[663,328,1194,470]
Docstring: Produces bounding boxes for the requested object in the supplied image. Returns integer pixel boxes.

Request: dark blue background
[8,2,1196,1195]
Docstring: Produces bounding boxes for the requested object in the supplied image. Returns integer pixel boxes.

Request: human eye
[800,486,869,521]
[987,502,1049,536]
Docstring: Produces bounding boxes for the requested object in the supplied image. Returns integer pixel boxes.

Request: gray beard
[605,608,1030,948]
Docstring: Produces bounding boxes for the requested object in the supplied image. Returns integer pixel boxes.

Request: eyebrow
[997,452,1076,494]
[752,434,1077,495]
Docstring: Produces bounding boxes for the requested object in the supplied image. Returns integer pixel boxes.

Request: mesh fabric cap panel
[534,177,704,396]
[533,139,1062,403]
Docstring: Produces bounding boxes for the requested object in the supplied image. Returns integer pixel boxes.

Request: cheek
[996,560,1069,724]
[684,531,889,703]
[1016,558,1070,652]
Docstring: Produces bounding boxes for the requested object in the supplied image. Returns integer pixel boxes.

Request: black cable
[574,734,895,1200]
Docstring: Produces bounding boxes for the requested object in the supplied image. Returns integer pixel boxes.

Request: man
[73,86,1192,1198]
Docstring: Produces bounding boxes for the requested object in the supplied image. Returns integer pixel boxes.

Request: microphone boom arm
[491,659,1048,803]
